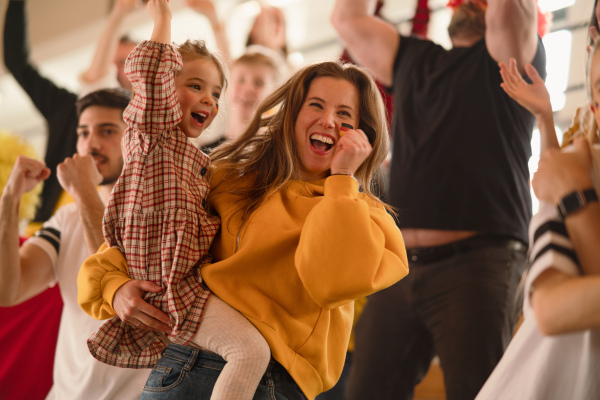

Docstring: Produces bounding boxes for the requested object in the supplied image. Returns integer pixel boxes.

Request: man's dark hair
[76,88,131,118]
[119,34,138,46]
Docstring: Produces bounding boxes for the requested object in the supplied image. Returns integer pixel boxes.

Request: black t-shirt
[4,1,79,223]
[387,35,546,244]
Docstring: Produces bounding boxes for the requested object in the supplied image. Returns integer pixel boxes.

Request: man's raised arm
[486,0,539,70]
[56,154,106,255]
[331,0,399,87]
[0,156,55,306]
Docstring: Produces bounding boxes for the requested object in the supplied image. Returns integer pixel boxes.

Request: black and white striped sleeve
[523,202,581,316]
[24,214,63,271]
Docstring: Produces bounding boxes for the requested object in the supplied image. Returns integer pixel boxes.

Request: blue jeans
[347,235,528,400]
[139,343,307,400]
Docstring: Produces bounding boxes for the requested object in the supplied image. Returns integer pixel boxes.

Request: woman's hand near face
[330,127,372,176]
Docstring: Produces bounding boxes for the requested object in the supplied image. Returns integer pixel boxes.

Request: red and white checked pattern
[88,41,220,368]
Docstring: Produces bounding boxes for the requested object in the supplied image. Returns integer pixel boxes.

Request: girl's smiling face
[175,58,223,138]
[293,76,359,181]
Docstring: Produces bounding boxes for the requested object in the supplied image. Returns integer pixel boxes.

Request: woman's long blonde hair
[209,60,391,226]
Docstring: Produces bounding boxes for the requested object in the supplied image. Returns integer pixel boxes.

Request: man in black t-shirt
[332,1,545,399]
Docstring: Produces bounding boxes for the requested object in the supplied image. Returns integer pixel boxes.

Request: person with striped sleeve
[0,88,151,399]
[475,39,600,399]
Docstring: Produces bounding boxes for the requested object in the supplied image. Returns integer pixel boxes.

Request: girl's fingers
[500,82,513,96]
[499,64,512,86]
[509,58,521,78]
[509,60,522,84]
[524,63,542,84]
[501,61,519,88]
[507,59,526,87]
[499,69,517,92]
[498,67,510,85]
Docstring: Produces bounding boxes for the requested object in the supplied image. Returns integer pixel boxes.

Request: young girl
[78,1,270,399]
[474,43,600,399]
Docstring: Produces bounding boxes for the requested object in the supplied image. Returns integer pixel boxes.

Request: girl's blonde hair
[176,40,228,90]
[209,60,392,228]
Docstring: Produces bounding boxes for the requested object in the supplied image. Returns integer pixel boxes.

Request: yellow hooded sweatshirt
[78,174,408,399]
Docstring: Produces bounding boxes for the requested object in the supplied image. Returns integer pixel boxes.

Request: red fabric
[447,0,486,9]
[537,7,550,38]
[412,0,430,38]
[0,237,63,400]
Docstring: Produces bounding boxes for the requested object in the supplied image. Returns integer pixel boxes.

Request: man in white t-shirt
[0,88,151,399]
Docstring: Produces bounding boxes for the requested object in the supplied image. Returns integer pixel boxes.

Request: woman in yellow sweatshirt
[77,60,409,400]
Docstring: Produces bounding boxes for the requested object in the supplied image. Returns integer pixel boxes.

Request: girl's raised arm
[499,57,560,154]
[148,0,172,44]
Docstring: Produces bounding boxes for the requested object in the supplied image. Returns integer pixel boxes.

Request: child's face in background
[175,58,223,138]
[590,49,600,128]
[229,62,276,122]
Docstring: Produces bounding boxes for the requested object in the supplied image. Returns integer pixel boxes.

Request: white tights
[190,294,271,400]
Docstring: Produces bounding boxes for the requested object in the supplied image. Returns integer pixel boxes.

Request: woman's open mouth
[310,134,334,152]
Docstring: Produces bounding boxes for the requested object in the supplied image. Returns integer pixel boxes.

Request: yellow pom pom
[0,130,43,222]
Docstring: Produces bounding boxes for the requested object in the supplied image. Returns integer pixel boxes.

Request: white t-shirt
[26,203,150,400]
[476,146,600,400]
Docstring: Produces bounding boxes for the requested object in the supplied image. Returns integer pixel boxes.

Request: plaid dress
[87,41,220,368]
